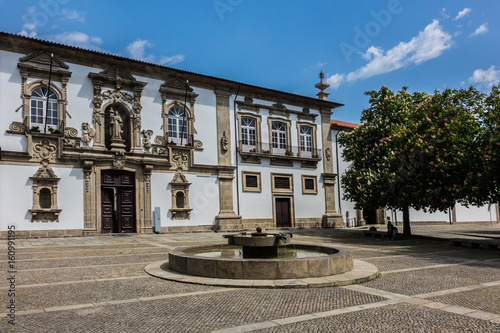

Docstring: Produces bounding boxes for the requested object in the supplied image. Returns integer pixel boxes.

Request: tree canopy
[339,85,497,236]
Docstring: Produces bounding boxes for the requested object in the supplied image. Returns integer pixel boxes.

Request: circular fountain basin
[168,243,353,280]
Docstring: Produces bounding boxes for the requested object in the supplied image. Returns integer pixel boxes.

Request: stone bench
[450,238,500,251]
[363,228,401,240]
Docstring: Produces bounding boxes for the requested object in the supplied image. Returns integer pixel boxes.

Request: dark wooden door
[118,189,135,233]
[101,170,136,234]
[101,188,115,233]
[275,198,291,228]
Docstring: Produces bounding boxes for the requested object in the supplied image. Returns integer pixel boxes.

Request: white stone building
[0,33,344,237]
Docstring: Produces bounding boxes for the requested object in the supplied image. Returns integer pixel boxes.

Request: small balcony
[238,141,321,168]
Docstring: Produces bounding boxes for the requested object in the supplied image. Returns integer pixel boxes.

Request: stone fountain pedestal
[225,229,291,258]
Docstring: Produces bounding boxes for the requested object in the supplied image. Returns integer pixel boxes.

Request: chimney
[315,71,330,101]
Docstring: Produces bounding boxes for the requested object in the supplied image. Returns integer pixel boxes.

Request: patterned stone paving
[428,285,500,315]
[14,263,149,285]
[1,226,500,332]
[9,288,386,333]
[364,262,500,296]
[252,303,500,333]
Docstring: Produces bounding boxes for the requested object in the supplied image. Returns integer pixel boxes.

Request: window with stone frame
[296,122,318,159]
[241,117,257,150]
[242,171,261,192]
[271,121,288,155]
[299,126,313,157]
[167,106,189,145]
[237,113,262,154]
[271,173,293,193]
[302,175,317,194]
[29,87,60,132]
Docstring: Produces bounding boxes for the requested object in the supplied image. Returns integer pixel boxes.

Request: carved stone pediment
[171,169,189,184]
[160,76,198,103]
[18,50,72,79]
[19,50,69,69]
[32,164,58,179]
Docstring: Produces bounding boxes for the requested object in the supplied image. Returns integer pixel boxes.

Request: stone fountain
[145,227,378,288]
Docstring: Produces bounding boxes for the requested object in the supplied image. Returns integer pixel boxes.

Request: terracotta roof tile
[330,119,360,129]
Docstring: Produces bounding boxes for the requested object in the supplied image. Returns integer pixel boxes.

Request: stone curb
[144,259,379,288]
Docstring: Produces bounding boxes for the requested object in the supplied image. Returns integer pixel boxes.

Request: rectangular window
[274,177,290,189]
[302,175,317,194]
[271,173,293,193]
[242,171,261,192]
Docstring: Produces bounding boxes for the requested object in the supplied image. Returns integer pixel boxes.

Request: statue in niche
[110,108,123,139]
[81,122,95,148]
[221,131,228,152]
[142,129,153,152]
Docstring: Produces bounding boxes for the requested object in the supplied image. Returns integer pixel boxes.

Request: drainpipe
[233,85,241,216]
[44,52,53,134]
[335,130,342,215]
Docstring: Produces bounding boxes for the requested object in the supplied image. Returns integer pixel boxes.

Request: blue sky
[1,0,499,123]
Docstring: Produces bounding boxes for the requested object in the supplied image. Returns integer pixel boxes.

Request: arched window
[39,188,52,209]
[168,107,188,145]
[241,117,257,151]
[30,87,59,132]
[300,126,313,157]
[271,121,287,155]
[175,192,185,209]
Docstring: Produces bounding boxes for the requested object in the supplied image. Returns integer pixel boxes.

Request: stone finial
[315,71,330,101]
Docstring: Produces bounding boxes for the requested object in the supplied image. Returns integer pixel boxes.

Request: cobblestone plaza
[2,225,500,332]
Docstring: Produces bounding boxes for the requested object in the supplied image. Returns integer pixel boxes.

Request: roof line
[0,32,343,108]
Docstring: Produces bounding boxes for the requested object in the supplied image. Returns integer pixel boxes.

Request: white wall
[65,63,99,134]
[151,172,220,227]
[0,51,28,152]
[0,164,84,231]
[193,87,218,166]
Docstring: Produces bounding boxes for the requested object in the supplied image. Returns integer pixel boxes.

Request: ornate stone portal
[169,169,192,220]
[88,65,146,153]
[29,161,61,222]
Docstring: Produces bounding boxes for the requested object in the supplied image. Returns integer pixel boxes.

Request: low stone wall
[168,243,353,280]
[0,229,83,239]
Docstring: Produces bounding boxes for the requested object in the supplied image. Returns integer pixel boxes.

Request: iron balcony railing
[238,141,321,159]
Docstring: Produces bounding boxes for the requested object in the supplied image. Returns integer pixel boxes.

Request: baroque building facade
[0,33,344,237]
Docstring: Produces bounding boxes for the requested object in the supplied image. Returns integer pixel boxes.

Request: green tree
[475,85,500,204]
[339,86,483,236]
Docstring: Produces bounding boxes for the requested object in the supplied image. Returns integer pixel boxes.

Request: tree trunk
[403,206,411,236]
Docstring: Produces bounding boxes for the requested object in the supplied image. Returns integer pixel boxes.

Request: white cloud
[159,55,185,66]
[126,39,185,66]
[60,9,85,23]
[468,66,500,87]
[469,23,488,37]
[20,7,39,36]
[50,31,103,49]
[327,20,452,89]
[326,74,345,89]
[454,8,471,20]
[440,8,450,19]
[126,39,155,62]
[348,20,451,83]
[302,62,328,73]
[19,30,37,38]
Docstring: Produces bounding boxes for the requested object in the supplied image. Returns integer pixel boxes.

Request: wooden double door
[101,170,136,233]
[275,197,291,228]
